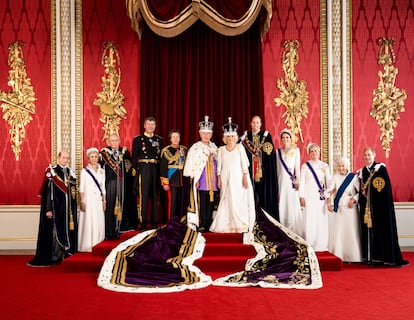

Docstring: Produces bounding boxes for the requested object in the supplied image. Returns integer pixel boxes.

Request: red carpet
[1,252,412,319]
[63,231,342,274]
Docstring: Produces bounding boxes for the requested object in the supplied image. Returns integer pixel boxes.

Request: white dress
[78,165,106,252]
[210,144,255,233]
[276,147,303,236]
[299,160,331,251]
[328,173,362,262]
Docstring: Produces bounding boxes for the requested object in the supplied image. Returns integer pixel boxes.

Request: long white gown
[210,144,255,233]
[299,160,331,251]
[276,147,303,236]
[78,165,106,252]
[327,173,362,262]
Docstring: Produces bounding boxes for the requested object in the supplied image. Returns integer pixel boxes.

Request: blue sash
[85,167,103,196]
[306,162,325,200]
[333,173,355,213]
[278,148,296,188]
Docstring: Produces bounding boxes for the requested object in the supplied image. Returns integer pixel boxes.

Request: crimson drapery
[138,0,269,146]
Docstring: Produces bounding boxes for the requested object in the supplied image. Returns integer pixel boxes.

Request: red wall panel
[0,0,51,204]
[82,0,141,165]
[352,0,414,201]
[263,1,321,166]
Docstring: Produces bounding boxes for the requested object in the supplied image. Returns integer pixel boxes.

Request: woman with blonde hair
[210,117,255,235]
[299,143,331,251]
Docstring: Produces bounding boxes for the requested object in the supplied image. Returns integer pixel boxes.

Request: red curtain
[140,19,264,146]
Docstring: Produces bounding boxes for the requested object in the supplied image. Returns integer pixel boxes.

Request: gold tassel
[255,163,262,182]
[114,201,122,221]
[69,214,74,231]
[206,154,215,202]
[364,207,372,228]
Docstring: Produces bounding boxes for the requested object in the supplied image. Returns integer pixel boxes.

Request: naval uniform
[132,133,163,229]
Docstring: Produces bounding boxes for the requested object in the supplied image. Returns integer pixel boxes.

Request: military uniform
[132,133,163,229]
[160,144,187,219]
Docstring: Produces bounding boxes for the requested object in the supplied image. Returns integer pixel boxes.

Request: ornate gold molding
[0,41,37,160]
[274,40,309,145]
[93,41,126,143]
[371,38,406,158]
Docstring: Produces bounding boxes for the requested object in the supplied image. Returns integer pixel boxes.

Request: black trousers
[139,163,160,228]
[198,190,218,231]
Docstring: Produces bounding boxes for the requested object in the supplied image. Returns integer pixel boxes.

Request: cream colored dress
[298,160,332,251]
[210,144,255,233]
[78,165,106,252]
[328,172,362,262]
[276,147,303,236]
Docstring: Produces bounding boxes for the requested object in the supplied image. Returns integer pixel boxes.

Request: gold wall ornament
[274,40,309,145]
[371,38,407,158]
[0,41,36,160]
[93,41,126,142]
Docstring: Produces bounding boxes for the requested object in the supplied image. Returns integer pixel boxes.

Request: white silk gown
[299,160,332,251]
[210,144,255,234]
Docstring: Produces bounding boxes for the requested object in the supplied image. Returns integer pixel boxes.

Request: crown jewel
[199,115,214,132]
[223,117,238,136]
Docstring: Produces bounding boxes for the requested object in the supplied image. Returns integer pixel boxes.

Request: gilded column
[325,0,353,168]
[51,0,83,173]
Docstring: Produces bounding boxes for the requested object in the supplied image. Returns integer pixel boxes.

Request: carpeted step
[62,252,104,273]
[120,230,139,241]
[316,251,343,271]
[194,256,249,272]
[203,242,256,257]
[202,232,243,243]
[92,240,120,257]
[92,231,139,257]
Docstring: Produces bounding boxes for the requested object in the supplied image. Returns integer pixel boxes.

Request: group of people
[28,115,408,268]
[280,138,407,267]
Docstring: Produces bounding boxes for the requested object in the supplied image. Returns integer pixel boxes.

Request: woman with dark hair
[276,128,303,236]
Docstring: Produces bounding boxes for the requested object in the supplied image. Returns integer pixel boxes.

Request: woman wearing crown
[210,117,255,235]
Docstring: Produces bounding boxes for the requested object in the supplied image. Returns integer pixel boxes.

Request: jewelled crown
[199,115,214,132]
[223,117,238,136]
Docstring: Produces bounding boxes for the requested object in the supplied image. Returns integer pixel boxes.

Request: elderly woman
[210,118,255,234]
[276,128,303,236]
[78,147,106,252]
[327,157,362,262]
[299,143,332,251]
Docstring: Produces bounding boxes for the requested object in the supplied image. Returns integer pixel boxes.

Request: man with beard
[101,133,128,239]
[241,115,279,220]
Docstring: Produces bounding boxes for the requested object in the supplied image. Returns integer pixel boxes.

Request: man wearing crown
[183,116,219,231]
[241,115,279,220]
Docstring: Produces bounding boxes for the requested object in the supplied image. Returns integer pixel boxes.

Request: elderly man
[183,116,219,231]
[28,150,78,266]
